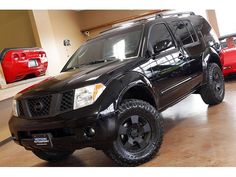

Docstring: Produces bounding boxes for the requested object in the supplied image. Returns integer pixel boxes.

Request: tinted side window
[171,20,198,46]
[149,23,176,54]
[183,20,198,42]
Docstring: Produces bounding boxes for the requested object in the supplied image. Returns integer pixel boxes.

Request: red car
[0,48,48,83]
[219,34,236,77]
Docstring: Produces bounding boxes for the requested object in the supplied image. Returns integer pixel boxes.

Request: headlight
[12,100,18,117]
[73,83,106,110]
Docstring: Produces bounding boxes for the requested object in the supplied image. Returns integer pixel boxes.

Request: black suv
[9,12,225,166]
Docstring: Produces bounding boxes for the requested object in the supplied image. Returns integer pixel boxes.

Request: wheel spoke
[119,125,128,135]
[131,115,139,124]
[128,137,134,145]
[124,141,132,149]
[143,123,151,133]
[134,137,146,149]
[215,83,222,93]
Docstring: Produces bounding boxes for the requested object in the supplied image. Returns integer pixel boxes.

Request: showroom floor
[1,79,236,167]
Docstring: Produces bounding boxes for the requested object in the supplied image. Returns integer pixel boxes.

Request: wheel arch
[202,47,222,83]
[116,81,158,110]
[203,47,222,70]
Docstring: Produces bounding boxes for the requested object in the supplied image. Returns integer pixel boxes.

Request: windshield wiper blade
[64,57,118,71]
[86,57,118,65]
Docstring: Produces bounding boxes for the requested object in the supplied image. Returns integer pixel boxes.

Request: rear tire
[104,99,164,166]
[200,63,225,105]
[33,150,74,162]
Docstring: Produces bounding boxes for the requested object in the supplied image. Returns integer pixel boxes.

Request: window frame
[170,19,200,48]
[147,22,178,56]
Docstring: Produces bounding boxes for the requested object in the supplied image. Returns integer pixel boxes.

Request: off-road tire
[104,99,164,166]
[200,63,225,105]
[33,150,74,162]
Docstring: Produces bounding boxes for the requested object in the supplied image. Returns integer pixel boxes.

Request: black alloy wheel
[104,99,164,166]
[118,115,151,153]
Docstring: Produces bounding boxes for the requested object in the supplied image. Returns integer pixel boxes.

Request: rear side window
[171,20,198,46]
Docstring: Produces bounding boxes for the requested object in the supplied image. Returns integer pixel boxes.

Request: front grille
[18,90,74,119]
[28,95,52,117]
[18,101,24,117]
[60,91,74,112]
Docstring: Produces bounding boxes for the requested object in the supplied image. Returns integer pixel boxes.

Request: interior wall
[48,10,86,66]
[31,10,62,76]
[31,10,86,75]
[0,10,36,50]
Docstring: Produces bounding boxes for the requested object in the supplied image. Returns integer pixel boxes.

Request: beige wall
[30,10,86,75]
[48,10,86,66]
[0,10,36,50]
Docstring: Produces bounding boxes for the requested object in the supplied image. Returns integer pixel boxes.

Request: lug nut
[84,127,96,138]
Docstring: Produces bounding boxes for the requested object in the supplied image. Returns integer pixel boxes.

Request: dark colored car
[9,12,225,166]
[219,34,236,77]
[0,48,48,83]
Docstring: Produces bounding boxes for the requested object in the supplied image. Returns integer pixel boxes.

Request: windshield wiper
[86,58,118,65]
[64,57,118,72]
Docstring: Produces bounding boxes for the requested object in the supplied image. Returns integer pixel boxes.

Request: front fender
[97,71,157,114]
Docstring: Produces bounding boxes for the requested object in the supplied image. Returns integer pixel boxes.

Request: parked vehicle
[9,12,225,166]
[219,34,236,77]
[0,48,48,83]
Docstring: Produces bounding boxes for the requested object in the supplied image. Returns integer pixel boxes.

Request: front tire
[104,99,164,166]
[33,150,74,162]
[200,63,225,105]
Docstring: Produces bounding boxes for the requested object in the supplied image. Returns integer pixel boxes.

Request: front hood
[17,59,132,97]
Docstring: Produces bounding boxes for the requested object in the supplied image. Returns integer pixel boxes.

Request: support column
[206,10,220,37]
[29,10,62,76]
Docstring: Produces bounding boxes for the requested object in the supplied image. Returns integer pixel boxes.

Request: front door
[147,23,191,109]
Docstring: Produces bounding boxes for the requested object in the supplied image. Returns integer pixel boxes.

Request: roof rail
[100,18,150,34]
[155,11,195,19]
[100,11,195,35]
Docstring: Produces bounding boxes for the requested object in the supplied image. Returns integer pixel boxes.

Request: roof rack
[100,11,195,35]
[155,11,195,19]
[100,18,150,34]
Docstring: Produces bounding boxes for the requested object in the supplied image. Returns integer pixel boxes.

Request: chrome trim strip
[161,77,192,95]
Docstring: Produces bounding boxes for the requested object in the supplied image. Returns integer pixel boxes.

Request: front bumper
[9,110,118,151]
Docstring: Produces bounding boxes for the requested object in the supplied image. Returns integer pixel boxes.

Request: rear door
[170,19,203,87]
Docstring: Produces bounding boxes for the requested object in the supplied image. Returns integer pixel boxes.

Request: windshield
[63,25,143,71]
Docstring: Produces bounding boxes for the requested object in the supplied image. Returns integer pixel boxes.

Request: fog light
[84,127,96,138]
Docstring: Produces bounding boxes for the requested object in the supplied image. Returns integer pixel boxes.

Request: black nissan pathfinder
[9,12,225,166]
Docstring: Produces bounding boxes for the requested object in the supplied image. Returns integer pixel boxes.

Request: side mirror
[153,39,173,54]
